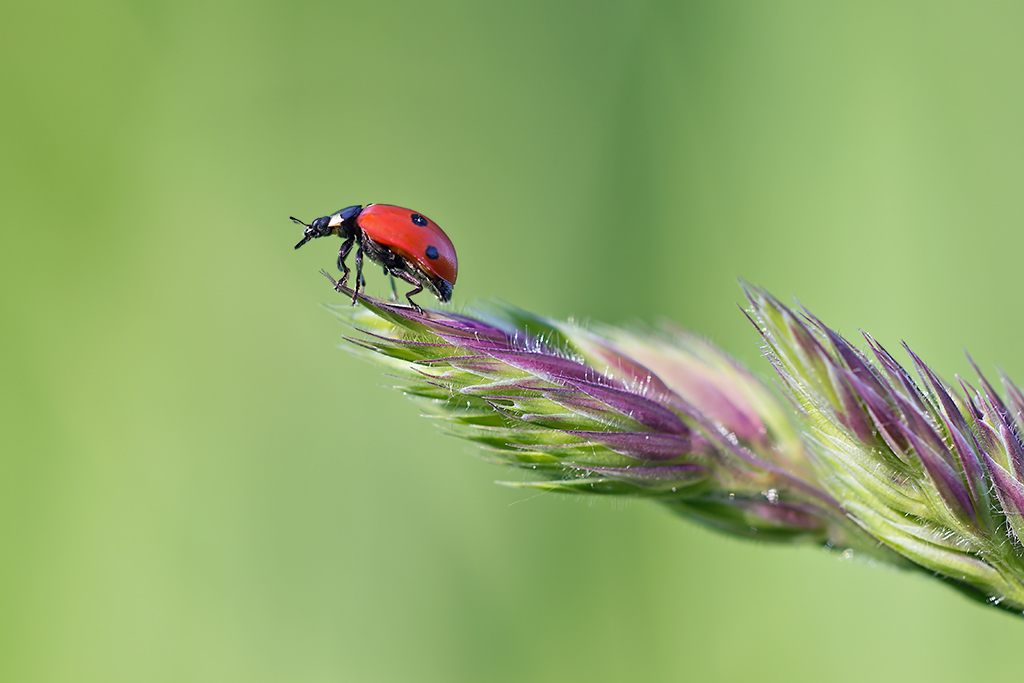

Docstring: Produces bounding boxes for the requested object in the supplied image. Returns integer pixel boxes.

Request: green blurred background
[4,1,1024,680]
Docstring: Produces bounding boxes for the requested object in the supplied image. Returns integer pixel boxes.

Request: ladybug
[292,204,457,309]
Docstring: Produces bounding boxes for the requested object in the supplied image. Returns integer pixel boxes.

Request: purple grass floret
[743,282,1024,612]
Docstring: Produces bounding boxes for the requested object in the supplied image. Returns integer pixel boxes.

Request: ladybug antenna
[291,216,316,249]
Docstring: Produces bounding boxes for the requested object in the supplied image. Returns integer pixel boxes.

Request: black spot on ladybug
[425,245,439,260]
[411,213,428,227]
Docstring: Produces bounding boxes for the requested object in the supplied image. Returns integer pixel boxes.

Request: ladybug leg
[336,235,355,288]
[352,245,365,305]
[390,269,425,312]
[379,265,398,301]
[403,284,424,313]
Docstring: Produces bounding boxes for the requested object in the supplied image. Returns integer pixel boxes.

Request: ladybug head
[429,277,454,303]
[291,214,334,249]
[292,206,363,249]
[413,271,454,303]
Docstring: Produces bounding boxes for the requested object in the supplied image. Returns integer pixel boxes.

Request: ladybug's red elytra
[292,204,457,309]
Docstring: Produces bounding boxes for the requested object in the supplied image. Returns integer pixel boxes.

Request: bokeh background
[4,1,1024,681]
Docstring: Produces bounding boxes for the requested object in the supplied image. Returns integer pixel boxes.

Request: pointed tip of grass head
[998,369,1024,420]
[966,352,1012,419]
[739,281,784,313]
[739,282,790,327]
